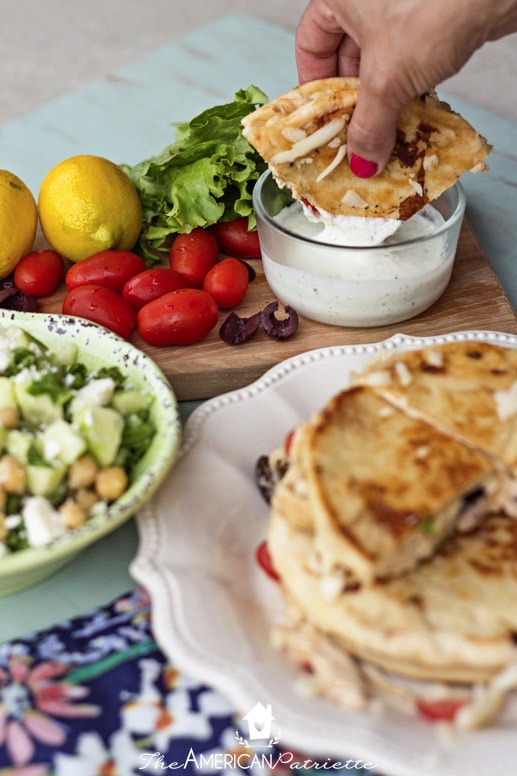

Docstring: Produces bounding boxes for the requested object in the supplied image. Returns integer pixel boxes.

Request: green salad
[122,85,268,263]
[0,324,156,554]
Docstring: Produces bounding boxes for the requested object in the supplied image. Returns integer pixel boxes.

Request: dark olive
[219,310,262,345]
[261,301,299,339]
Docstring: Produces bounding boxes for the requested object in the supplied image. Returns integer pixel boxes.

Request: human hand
[296,0,517,176]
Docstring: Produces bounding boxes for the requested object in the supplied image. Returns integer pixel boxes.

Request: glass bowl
[253,170,466,327]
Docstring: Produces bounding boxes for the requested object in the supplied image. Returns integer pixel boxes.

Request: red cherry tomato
[65,250,146,292]
[284,428,297,456]
[209,217,261,259]
[255,540,280,581]
[137,288,219,346]
[62,285,137,340]
[122,267,192,310]
[169,228,219,288]
[202,258,249,309]
[416,699,465,722]
[13,249,64,297]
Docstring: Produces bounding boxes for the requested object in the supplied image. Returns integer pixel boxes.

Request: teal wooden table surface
[0,12,516,642]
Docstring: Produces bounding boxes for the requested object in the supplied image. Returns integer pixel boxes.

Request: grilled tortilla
[275,384,514,586]
[358,340,517,471]
[268,505,517,684]
[242,77,492,220]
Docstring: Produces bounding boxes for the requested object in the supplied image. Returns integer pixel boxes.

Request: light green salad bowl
[0,310,182,595]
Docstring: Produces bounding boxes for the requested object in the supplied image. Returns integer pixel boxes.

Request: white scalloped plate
[132,330,517,776]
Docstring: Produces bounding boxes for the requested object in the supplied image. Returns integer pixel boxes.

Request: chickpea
[95,467,128,502]
[59,500,87,530]
[0,455,26,494]
[74,488,98,512]
[0,406,19,430]
[68,455,99,490]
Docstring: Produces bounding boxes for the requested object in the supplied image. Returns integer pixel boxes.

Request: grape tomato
[202,257,249,308]
[169,228,219,288]
[122,267,192,310]
[65,250,146,292]
[62,285,137,340]
[14,249,64,297]
[210,217,261,259]
[137,287,219,346]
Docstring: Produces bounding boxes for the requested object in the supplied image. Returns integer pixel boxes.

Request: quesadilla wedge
[281,384,515,585]
[358,340,517,471]
[242,77,491,220]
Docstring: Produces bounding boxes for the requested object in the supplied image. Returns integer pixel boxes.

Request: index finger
[295,3,348,82]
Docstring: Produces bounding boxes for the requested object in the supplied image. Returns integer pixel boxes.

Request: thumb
[347,90,400,177]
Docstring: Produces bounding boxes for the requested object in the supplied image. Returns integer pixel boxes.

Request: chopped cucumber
[76,405,125,466]
[40,420,87,465]
[27,464,67,497]
[0,376,16,409]
[111,390,153,416]
[14,382,64,426]
[7,430,33,463]
[48,343,78,367]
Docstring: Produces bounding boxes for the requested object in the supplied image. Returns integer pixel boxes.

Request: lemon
[0,170,38,279]
[38,154,143,263]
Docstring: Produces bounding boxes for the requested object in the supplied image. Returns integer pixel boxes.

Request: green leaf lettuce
[122,85,268,264]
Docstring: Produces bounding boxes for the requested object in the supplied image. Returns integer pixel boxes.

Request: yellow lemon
[0,170,38,280]
[38,154,142,263]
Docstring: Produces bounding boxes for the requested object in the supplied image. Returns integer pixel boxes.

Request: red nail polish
[350,154,378,178]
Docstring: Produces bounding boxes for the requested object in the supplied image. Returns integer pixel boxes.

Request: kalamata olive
[261,301,299,339]
[239,260,256,282]
[219,310,262,345]
[0,284,37,312]
[255,453,290,504]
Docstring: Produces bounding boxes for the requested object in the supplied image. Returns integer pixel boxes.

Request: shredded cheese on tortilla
[271,118,346,164]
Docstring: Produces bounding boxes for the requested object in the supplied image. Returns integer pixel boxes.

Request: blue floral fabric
[0,587,379,776]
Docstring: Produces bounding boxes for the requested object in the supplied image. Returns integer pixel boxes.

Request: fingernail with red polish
[350,154,378,178]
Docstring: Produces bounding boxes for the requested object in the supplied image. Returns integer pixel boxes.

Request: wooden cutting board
[38,219,516,401]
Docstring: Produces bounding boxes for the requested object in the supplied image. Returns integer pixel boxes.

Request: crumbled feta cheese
[394,361,414,387]
[424,348,444,369]
[5,515,22,530]
[43,439,62,461]
[69,378,116,415]
[362,370,392,387]
[341,189,369,209]
[281,127,307,143]
[409,178,424,197]
[423,154,439,172]
[22,496,67,548]
[320,570,346,600]
[494,381,517,421]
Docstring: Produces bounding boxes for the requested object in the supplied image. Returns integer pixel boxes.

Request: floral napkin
[0,587,377,775]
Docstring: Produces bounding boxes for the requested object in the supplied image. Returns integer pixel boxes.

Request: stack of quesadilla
[262,341,517,728]
[242,77,492,221]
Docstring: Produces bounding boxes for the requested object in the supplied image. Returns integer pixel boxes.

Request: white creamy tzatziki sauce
[261,200,452,327]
